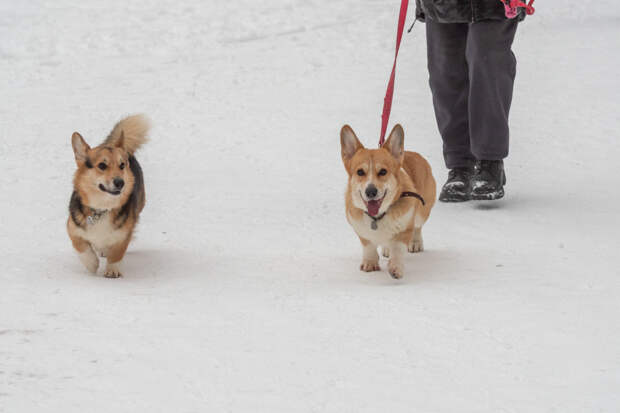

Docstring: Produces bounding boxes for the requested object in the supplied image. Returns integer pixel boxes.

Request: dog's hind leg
[409,227,424,253]
[104,236,130,278]
[409,212,426,253]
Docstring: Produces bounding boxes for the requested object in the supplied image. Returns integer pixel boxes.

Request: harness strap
[400,191,425,206]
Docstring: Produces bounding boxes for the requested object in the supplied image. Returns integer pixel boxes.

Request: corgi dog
[340,124,436,279]
[67,115,150,278]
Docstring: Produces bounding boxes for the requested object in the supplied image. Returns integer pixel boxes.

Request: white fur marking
[387,242,406,279]
[414,212,425,228]
[78,249,99,273]
[73,214,127,257]
[348,208,414,248]
[362,243,379,262]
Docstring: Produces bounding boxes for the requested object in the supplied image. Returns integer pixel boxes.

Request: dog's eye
[357,169,365,176]
[378,168,387,176]
[119,162,125,170]
[98,163,107,170]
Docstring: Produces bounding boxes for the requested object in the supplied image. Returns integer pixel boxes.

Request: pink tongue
[367,200,381,217]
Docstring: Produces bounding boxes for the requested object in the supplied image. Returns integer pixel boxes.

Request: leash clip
[407,18,416,33]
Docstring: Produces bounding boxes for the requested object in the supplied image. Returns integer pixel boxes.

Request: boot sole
[471,188,505,201]
[439,194,471,203]
[439,186,471,203]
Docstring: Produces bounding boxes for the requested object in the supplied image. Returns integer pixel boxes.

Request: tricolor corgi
[67,115,150,278]
[340,124,436,279]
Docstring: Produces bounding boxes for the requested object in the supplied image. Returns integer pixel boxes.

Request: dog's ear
[340,125,363,168]
[382,124,404,164]
[71,132,91,166]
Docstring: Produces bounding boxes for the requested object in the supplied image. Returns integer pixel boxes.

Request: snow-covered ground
[1,1,619,411]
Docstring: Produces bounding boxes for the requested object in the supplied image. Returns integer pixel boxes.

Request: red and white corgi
[341,124,436,279]
[67,115,149,278]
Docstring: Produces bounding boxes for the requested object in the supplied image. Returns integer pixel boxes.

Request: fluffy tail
[104,114,150,154]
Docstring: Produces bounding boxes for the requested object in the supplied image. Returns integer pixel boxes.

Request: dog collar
[86,208,108,226]
[364,211,387,230]
[364,191,426,230]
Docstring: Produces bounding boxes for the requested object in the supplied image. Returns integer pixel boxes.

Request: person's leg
[426,20,475,169]
[466,19,518,161]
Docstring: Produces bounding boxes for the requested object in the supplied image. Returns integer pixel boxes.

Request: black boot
[471,160,506,201]
[439,166,474,203]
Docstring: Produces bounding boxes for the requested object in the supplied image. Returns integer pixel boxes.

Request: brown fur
[67,115,150,278]
[341,124,436,279]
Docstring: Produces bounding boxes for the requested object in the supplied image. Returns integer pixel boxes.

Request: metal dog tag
[371,221,378,230]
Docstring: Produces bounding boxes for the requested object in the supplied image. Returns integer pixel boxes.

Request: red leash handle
[524,0,535,14]
[522,0,535,15]
[501,0,535,18]
[379,0,409,147]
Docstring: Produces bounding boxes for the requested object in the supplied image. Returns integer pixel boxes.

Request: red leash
[378,0,533,146]
[379,0,409,147]
[501,0,535,18]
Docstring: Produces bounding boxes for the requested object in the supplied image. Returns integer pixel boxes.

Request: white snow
[1,0,619,411]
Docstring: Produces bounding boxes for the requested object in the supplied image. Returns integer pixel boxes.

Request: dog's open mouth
[99,184,121,196]
[363,194,386,217]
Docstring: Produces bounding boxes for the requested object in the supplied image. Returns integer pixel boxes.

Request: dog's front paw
[78,250,99,274]
[388,260,403,279]
[104,269,122,278]
[382,247,390,258]
[104,262,122,278]
[360,260,380,272]
[408,239,424,253]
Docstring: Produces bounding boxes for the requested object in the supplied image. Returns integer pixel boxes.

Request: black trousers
[426,19,518,169]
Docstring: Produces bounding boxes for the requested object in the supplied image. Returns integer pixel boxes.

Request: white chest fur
[73,214,127,256]
[347,208,414,247]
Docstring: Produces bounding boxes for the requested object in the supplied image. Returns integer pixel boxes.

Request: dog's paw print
[360,261,380,272]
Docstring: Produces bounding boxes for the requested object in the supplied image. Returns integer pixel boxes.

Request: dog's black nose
[365,184,378,199]
[113,178,124,189]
